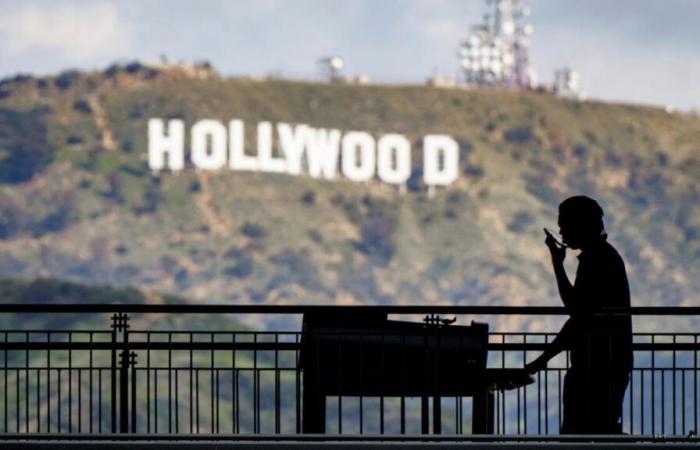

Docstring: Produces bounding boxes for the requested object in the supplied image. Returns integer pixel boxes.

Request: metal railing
[0,304,698,442]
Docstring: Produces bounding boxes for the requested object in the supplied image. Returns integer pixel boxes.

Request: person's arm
[525,318,575,373]
[544,229,579,312]
[552,259,576,310]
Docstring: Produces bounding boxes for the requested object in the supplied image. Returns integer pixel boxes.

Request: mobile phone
[544,227,567,248]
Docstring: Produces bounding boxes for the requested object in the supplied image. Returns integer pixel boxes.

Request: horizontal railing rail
[0,304,698,315]
[0,341,698,351]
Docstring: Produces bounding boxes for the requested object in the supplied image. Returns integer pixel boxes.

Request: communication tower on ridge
[458,0,535,89]
[317,56,345,82]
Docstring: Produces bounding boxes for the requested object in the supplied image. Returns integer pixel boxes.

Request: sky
[0,0,698,110]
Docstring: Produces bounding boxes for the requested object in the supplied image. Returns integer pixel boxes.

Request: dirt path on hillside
[89,95,117,150]
[195,172,231,236]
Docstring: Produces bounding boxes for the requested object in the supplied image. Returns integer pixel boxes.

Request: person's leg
[561,369,585,434]
[607,372,630,433]
[586,372,630,434]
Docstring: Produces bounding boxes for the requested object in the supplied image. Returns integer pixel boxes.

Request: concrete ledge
[1,435,699,450]
[2,441,700,449]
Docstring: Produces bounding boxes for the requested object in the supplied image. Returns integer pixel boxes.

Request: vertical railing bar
[501,334,506,435]
[210,333,215,435]
[78,368,82,433]
[235,364,240,433]
[673,335,677,434]
[274,333,280,435]
[3,332,6,434]
[253,333,260,433]
[89,333,93,434]
[98,369,102,433]
[36,368,40,434]
[651,335,655,435]
[215,369,220,434]
[682,366,687,435]
[537,360,541,434]
[147,333,151,434]
[662,367,666,434]
[47,332,51,433]
[695,334,698,435]
[196,368,200,434]
[175,366,180,434]
[641,368,645,434]
[15,367,19,433]
[25,332,29,434]
[154,368,158,434]
[544,334,548,435]
[168,332,172,434]
[516,378,521,433]
[68,333,72,433]
[233,333,238,434]
[523,333,527,434]
[253,333,258,434]
[189,332,193,434]
[558,369,562,433]
[57,368,61,433]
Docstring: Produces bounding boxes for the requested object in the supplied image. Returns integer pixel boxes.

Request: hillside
[0,63,698,325]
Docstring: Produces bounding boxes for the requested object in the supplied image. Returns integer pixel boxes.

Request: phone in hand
[544,227,567,248]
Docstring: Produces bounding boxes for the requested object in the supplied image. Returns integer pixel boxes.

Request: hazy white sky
[0,0,698,110]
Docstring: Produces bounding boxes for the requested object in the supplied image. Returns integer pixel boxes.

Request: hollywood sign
[148,118,459,187]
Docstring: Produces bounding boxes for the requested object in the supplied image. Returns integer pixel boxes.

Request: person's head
[558,195,606,249]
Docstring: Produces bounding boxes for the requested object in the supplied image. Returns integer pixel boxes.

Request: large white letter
[306,127,341,179]
[277,123,308,175]
[229,120,258,171]
[423,135,458,186]
[191,119,227,170]
[148,118,185,171]
[257,121,286,173]
[377,134,411,185]
[341,131,375,182]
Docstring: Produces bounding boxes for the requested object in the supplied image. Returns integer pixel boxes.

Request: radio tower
[458,0,535,89]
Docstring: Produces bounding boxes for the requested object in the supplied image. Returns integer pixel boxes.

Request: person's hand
[544,228,566,264]
[525,357,547,374]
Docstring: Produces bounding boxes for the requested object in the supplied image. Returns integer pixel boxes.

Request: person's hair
[559,195,606,237]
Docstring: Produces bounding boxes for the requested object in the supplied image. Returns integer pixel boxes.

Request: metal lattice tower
[458,0,535,89]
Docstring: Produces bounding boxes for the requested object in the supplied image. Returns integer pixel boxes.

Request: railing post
[110,315,118,433]
[111,312,130,433]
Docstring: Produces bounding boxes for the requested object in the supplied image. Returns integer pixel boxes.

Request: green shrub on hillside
[0,107,54,184]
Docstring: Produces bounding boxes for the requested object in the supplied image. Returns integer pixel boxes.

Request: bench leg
[472,390,494,434]
[302,379,325,433]
[433,396,441,434]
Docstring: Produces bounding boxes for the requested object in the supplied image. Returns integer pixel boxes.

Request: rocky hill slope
[0,63,698,325]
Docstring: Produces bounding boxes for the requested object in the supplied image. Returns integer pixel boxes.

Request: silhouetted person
[525,196,632,434]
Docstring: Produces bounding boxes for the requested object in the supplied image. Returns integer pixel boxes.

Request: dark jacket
[566,239,633,374]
